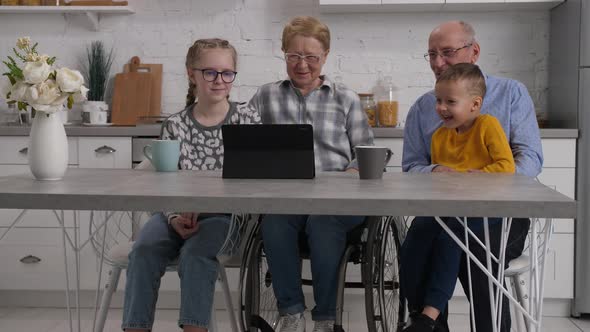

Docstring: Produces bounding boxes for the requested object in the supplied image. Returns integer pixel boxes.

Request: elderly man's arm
[402,102,438,173]
[509,81,544,177]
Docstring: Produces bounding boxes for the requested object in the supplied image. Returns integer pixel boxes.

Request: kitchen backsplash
[0,0,549,125]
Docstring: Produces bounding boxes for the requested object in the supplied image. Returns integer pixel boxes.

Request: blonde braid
[186,81,196,108]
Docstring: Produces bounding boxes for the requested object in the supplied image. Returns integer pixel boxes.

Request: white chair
[504,217,554,332]
[90,160,254,332]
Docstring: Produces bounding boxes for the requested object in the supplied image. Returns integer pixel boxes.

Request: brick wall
[0,0,549,124]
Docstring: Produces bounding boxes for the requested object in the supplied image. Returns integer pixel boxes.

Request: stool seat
[505,255,530,276]
[107,241,179,269]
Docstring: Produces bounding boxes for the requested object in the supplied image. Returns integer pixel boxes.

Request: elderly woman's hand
[170,212,200,239]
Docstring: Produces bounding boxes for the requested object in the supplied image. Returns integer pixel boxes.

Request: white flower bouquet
[2,37,88,114]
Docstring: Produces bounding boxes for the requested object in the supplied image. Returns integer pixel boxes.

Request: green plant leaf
[2,72,16,85]
[17,101,27,111]
[6,100,16,105]
[47,57,56,65]
[12,48,25,62]
[84,40,114,101]
[49,71,56,80]
[4,57,23,80]
[67,94,74,109]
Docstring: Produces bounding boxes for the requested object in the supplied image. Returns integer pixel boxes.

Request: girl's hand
[170,212,200,239]
[432,165,457,173]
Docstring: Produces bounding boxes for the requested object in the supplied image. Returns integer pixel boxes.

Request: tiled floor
[0,307,589,332]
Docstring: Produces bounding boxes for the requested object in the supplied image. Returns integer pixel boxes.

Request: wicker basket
[1,0,19,5]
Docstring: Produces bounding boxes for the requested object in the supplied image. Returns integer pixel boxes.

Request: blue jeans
[260,214,365,321]
[121,212,230,330]
[400,216,501,314]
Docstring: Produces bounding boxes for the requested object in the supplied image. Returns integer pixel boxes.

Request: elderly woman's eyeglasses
[424,43,473,62]
[284,53,323,64]
[192,68,237,83]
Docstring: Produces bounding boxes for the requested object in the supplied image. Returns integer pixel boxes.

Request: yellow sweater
[431,114,515,173]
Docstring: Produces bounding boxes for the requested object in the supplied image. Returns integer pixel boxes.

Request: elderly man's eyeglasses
[424,43,473,62]
[284,53,323,64]
[192,68,237,83]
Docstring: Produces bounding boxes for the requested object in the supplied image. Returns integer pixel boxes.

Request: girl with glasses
[122,38,261,332]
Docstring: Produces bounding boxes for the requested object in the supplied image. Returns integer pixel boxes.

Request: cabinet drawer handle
[18,147,28,154]
[94,145,116,154]
[19,255,41,264]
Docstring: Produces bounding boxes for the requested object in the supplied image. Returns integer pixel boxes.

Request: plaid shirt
[246,76,374,171]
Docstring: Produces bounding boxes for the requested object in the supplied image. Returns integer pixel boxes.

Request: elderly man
[400,21,543,332]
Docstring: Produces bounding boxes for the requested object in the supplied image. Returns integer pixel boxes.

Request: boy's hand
[432,165,456,173]
[170,212,200,239]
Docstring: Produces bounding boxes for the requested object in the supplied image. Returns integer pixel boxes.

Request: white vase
[28,111,68,181]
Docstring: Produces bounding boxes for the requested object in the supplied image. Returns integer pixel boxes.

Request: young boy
[431,63,515,174]
[401,63,515,332]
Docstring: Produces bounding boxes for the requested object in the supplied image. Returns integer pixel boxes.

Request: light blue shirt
[402,74,543,177]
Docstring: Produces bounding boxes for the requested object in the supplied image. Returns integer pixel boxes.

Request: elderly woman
[247,16,374,332]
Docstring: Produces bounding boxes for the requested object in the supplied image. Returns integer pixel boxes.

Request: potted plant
[81,41,113,121]
[2,36,88,180]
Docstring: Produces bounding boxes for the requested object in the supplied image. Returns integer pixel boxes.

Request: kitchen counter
[372,127,579,138]
[0,124,579,138]
[0,124,162,137]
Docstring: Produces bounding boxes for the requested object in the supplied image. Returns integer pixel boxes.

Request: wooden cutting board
[124,60,162,117]
[111,57,152,125]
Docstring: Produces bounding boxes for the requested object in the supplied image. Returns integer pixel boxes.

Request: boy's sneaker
[402,312,436,332]
[278,312,306,332]
[312,320,334,332]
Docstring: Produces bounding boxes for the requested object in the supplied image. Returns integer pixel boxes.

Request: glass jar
[375,75,399,127]
[359,93,377,127]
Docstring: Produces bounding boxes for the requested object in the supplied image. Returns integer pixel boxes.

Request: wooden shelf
[0,5,134,30]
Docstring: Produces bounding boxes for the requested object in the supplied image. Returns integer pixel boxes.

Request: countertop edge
[0,125,579,139]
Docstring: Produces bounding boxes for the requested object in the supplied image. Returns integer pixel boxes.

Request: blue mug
[143,140,180,172]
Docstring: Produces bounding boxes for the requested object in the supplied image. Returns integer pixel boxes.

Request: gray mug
[355,146,393,179]
[143,140,180,172]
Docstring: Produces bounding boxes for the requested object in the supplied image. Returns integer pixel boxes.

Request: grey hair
[458,21,476,44]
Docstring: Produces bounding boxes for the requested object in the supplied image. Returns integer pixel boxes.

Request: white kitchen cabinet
[320,0,380,4]
[581,0,590,67]
[78,137,132,169]
[0,136,78,165]
[530,233,575,299]
[320,0,563,13]
[374,138,404,167]
[381,0,444,11]
[0,136,132,291]
[541,138,576,168]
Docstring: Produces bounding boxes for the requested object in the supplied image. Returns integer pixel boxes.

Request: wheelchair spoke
[242,234,280,332]
[365,216,403,332]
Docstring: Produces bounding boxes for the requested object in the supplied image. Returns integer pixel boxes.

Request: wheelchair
[237,215,407,332]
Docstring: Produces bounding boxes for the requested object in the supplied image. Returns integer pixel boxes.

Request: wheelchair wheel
[364,216,403,332]
[240,233,280,332]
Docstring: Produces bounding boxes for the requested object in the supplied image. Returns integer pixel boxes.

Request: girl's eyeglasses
[192,68,237,83]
